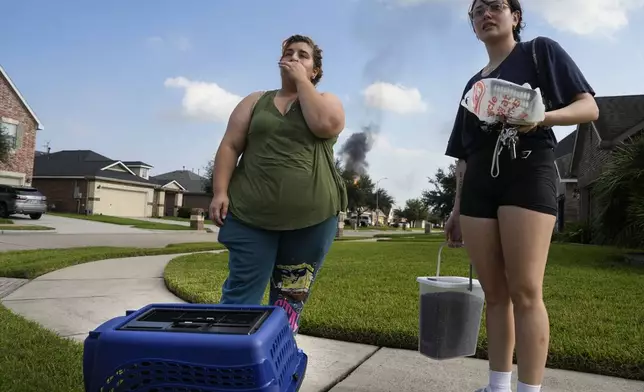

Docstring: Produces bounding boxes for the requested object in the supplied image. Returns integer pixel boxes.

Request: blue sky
[3,0,644,206]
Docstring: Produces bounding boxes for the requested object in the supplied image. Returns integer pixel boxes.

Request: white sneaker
[475,387,512,392]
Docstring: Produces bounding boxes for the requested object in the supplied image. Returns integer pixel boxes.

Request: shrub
[176,207,192,219]
[552,222,593,244]
[591,135,644,248]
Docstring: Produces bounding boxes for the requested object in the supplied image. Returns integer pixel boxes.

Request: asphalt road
[10,214,158,234]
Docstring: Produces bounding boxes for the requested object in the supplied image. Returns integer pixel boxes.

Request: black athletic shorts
[460,147,558,219]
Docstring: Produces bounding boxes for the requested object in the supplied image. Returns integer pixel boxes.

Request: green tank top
[227,90,348,231]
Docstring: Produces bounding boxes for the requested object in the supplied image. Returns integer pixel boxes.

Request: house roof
[555,153,574,179]
[567,94,644,179]
[0,64,44,130]
[555,130,577,158]
[151,170,208,193]
[553,130,577,180]
[33,150,155,185]
[122,160,153,168]
[593,94,644,141]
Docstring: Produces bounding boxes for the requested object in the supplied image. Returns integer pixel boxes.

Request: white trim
[0,65,44,130]
[554,158,562,179]
[560,179,577,183]
[590,122,602,145]
[555,159,577,182]
[100,161,137,176]
[94,176,157,188]
[1,117,19,125]
[160,180,186,191]
[0,170,26,180]
[124,163,154,169]
[98,184,148,194]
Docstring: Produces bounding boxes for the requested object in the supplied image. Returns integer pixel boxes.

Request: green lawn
[0,225,54,231]
[50,212,196,231]
[0,219,54,231]
[355,226,425,231]
[161,216,191,222]
[164,241,644,381]
[0,307,85,391]
[374,232,445,242]
[0,242,226,392]
[0,242,225,279]
[334,236,373,241]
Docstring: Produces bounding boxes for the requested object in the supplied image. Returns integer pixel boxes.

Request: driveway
[9,214,155,234]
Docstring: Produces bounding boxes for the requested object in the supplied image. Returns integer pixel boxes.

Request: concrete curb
[0,229,58,235]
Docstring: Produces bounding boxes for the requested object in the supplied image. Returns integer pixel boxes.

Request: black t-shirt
[445,36,596,161]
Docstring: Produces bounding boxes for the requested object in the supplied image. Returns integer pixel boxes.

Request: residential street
[10,214,158,234]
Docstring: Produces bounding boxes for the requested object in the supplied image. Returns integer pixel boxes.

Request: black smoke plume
[339,123,379,176]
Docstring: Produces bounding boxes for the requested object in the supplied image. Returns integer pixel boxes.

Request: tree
[591,135,644,248]
[401,198,428,226]
[369,188,394,216]
[347,174,375,225]
[202,159,214,194]
[421,163,456,224]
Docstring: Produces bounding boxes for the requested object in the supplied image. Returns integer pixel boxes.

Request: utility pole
[375,177,388,226]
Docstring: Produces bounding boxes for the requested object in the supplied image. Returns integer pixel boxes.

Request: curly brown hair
[281,34,323,85]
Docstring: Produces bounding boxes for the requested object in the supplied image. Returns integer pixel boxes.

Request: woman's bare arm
[541,92,599,127]
[295,79,345,139]
[212,91,264,195]
[453,159,467,214]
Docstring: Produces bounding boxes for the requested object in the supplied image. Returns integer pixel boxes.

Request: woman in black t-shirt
[444,1,598,392]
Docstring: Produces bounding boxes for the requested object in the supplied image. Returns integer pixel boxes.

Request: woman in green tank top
[208,34,347,334]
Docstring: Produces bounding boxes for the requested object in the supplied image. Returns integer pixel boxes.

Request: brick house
[151,170,212,213]
[555,94,644,231]
[0,65,43,185]
[32,150,186,217]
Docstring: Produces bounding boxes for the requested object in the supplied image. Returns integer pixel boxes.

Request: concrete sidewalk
[1,253,642,392]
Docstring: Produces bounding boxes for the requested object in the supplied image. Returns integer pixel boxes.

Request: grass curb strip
[0,242,225,279]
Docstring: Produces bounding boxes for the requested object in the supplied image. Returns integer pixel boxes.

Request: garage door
[99,187,147,217]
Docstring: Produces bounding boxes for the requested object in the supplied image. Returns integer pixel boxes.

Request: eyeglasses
[469,1,509,20]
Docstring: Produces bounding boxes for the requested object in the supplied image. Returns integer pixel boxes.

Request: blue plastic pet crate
[83,303,307,392]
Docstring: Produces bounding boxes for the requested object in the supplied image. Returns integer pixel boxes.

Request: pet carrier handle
[436,242,474,292]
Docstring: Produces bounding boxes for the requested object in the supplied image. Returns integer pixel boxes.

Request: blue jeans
[217,213,337,334]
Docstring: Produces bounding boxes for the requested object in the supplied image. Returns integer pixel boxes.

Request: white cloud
[527,0,644,36]
[164,77,243,123]
[362,82,428,114]
[383,0,644,36]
